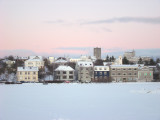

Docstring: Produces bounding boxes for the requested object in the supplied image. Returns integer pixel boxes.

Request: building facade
[110,65,138,82]
[138,66,153,82]
[54,65,75,81]
[25,56,44,68]
[93,66,110,82]
[17,67,39,82]
[75,61,94,83]
[94,47,101,59]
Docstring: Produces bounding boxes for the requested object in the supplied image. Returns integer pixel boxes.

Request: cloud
[81,17,160,25]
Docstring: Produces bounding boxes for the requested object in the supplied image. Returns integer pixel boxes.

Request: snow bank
[0,83,160,120]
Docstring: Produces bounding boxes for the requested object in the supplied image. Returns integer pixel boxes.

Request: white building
[17,67,39,82]
[25,56,44,68]
[54,65,75,81]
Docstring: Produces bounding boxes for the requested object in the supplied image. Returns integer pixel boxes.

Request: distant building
[110,65,138,82]
[75,61,94,83]
[93,66,110,82]
[17,67,39,82]
[48,57,55,64]
[4,60,16,67]
[94,47,101,59]
[124,50,135,59]
[14,56,29,61]
[54,65,75,81]
[138,66,153,82]
[25,56,44,69]
[124,50,151,64]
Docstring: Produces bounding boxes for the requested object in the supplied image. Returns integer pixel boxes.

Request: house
[25,56,44,68]
[75,61,94,83]
[4,60,16,67]
[93,66,110,82]
[110,65,138,82]
[138,66,153,82]
[54,65,75,81]
[17,67,39,82]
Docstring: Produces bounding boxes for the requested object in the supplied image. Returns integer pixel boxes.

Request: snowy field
[0,83,160,120]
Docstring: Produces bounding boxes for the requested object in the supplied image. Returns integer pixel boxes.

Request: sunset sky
[0,0,160,58]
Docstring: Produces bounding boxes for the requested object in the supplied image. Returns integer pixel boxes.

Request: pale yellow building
[25,56,44,68]
[17,67,39,82]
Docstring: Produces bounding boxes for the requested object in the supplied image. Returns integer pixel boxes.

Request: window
[123,73,126,75]
[25,72,27,75]
[128,73,132,75]
[33,72,36,75]
[118,73,121,75]
[117,68,121,71]
[134,68,137,70]
[28,72,30,75]
[104,68,107,70]
[104,72,107,75]
[69,76,73,79]
[134,73,137,75]
[63,76,67,79]
[95,72,97,75]
[33,77,36,79]
[128,68,132,70]
[63,71,66,74]
[28,77,30,79]
[69,71,73,74]
[99,72,102,75]
[20,72,22,75]
[123,68,126,71]
[112,68,115,71]
[25,77,27,80]
[99,68,102,70]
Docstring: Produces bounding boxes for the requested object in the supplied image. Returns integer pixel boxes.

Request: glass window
[63,71,66,74]
[63,76,67,79]
[69,71,73,74]
[69,76,73,79]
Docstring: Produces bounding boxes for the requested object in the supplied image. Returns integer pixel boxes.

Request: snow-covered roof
[25,58,43,62]
[77,61,93,67]
[29,56,43,60]
[111,65,138,68]
[17,67,39,71]
[94,66,109,71]
[55,59,67,63]
[55,66,74,71]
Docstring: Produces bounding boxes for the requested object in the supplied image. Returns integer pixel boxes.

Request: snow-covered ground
[0,83,160,120]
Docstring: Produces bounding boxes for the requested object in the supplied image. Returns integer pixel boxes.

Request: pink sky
[0,0,160,57]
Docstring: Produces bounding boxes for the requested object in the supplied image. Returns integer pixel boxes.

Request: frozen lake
[0,83,160,120]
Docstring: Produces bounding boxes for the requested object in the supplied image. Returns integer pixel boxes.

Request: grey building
[54,65,75,81]
[110,65,138,82]
[138,66,153,82]
[94,47,101,59]
[75,61,94,83]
